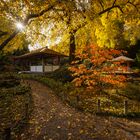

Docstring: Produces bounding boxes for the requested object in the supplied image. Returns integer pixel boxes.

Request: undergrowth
[20,73,140,118]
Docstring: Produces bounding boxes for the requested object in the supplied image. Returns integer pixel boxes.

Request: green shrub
[0,79,20,88]
[49,66,73,82]
[0,73,21,88]
[0,84,32,136]
[0,85,30,98]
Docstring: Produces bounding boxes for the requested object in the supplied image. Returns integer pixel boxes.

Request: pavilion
[111,55,134,72]
[14,46,68,73]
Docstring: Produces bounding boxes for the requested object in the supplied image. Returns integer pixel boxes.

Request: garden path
[18,80,140,140]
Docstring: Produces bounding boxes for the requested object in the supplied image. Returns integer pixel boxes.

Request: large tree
[0,0,140,60]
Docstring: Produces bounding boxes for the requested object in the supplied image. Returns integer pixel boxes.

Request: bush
[0,73,20,88]
[0,73,32,139]
[0,79,20,88]
[0,85,31,98]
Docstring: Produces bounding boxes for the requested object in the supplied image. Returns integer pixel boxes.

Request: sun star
[16,22,24,30]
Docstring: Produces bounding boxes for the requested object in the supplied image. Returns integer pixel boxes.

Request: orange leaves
[69,44,126,89]
[72,78,82,87]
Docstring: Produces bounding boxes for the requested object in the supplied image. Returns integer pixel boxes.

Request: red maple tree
[69,45,127,90]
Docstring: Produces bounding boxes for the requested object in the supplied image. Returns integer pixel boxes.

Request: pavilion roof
[14,47,68,59]
[111,56,134,62]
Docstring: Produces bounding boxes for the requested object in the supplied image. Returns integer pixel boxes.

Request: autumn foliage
[69,45,127,89]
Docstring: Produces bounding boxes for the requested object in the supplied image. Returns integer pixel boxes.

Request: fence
[96,99,130,114]
[62,93,140,116]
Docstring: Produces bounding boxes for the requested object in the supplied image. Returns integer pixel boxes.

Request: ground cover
[0,73,32,139]
[17,80,140,140]
[20,73,140,118]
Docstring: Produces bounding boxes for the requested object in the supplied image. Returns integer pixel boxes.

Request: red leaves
[69,44,126,89]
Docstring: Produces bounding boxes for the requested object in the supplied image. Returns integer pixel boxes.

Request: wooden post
[5,128,11,140]
[97,99,101,113]
[124,100,128,114]
[76,95,80,104]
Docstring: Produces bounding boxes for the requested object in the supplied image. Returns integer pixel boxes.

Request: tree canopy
[0,0,140,57]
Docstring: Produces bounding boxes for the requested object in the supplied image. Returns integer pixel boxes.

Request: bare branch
[117,6,124,13]
[99,0,104,10]
[98,5,123,16]
[112,0,117,6]
[0,30,19,51]
[127,1,139,11]
[24,6,54,24]
[0,31,8,38]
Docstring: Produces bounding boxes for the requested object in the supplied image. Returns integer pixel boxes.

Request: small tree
[69,45,126,91]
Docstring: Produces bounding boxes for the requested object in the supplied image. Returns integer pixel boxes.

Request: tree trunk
[69,32,76,63]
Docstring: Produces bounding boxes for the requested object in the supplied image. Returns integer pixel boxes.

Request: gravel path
[18,80,140,140]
